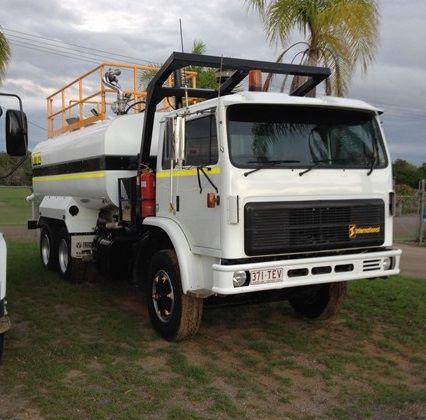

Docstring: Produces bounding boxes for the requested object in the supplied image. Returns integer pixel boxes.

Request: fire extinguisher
[139,168,156,218]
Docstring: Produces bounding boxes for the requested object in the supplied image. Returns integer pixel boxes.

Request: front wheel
[57,228,85,283]
[146,250,203,341]
[289,281,347,320]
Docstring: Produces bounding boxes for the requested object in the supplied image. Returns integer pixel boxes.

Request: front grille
[244,200,385,256]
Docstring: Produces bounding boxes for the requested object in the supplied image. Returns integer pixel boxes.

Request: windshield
[227,105,387,169]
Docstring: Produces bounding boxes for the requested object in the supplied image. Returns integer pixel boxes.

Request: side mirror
[6,109,27,157]
[173,115,185,167]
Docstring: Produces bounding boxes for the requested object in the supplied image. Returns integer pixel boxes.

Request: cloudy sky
[0,0,425,164]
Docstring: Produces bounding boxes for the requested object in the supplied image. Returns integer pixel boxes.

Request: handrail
[47,62,197,138]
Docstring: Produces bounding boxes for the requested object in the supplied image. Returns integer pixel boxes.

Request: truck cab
[154,92,399,296]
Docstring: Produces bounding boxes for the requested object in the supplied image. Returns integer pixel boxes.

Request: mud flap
[0,316,11,334]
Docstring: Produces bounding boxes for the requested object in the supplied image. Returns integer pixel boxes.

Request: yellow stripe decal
[33,171,106,183]
[156,167,221,179]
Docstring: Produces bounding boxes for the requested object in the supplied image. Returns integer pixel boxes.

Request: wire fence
[394,181,425,243]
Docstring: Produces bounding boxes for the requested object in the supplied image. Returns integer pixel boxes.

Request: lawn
[0,187,31,226]
[0,242,425,419]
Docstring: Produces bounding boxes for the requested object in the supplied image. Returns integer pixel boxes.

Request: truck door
[160,113,221,254]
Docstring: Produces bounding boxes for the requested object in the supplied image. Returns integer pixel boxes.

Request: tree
[0,31,11,84]
[0,152,32,186]
[186,40,218,90]
[139,40,218,92]
[245,0,379,96]
[393,159,421,188]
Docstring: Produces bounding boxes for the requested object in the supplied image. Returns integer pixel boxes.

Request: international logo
[349,224,381,239]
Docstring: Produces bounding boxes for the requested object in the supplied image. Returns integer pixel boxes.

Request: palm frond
[244,0,379,96]
[0,32,11,84]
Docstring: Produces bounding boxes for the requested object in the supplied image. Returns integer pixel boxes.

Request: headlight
[233,271,247,287]
[382,257,393,271]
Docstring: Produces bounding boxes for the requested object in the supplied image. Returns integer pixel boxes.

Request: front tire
[57,228,85,283]
[289,282,347,320]
[146,250,203,341]
[40,225,57,270]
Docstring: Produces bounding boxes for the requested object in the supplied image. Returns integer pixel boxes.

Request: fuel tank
[32,113,162,209]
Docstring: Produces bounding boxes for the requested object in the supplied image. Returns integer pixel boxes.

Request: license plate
[250,268,284,285]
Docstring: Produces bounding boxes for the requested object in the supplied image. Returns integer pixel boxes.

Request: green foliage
[0,186,32,225]
[0,31,11,85]
[393,159,425,188]
[246,0,379,96]
[138,40,218,94]
[0,152,32,186]
[185,40,218,90]
[394,183,416,196]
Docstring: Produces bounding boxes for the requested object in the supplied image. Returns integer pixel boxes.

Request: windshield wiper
[299,159,347,177]
[244,160,301,177]
[367,154,376,176]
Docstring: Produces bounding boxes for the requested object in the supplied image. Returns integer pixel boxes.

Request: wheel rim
[152,270,175,323]
[41,234,51,266]
[58,238,69,274]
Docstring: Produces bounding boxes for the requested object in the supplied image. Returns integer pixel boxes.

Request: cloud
[0,0,425,164]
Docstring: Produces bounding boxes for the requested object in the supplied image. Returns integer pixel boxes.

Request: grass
[0,186,31,225]
[0,241,425,418]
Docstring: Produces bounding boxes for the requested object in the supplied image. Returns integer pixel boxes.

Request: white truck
[29,53,401,340]
[0,93,28,359]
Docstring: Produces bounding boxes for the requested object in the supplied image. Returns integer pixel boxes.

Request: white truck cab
[154,92,400,298]
[29,53,400,341]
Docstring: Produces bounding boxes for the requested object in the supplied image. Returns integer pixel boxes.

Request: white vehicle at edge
[29,53,401,341]
[0,93,28,360]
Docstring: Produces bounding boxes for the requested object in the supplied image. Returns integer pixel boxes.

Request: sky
[0,0,425,164]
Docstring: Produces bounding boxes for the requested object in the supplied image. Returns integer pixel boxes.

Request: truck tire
[40,225,57,270]
[146,249,203,341]
[289,281,347,320]
[57,228,85,283]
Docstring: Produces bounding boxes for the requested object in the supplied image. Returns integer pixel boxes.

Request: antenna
[178,18,190,113]
[179,18,184,53]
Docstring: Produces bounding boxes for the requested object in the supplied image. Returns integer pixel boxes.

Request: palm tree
[186,40,218,90]
[245,0,379,96]
[0,31,11,84]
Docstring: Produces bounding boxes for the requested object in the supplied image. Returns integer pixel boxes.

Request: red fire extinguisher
[139,169,156,218]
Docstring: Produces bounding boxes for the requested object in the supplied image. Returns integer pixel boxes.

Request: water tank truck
[29,53,401,340]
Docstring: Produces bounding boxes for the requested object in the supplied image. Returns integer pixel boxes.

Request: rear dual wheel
[40,225,57,270]
[146,250,203,341]
[57,228,85,283]
[39,225,85,283]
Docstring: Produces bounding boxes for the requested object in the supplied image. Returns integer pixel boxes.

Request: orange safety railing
[46,63,198,138]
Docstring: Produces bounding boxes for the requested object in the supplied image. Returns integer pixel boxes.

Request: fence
[394,180,425,243]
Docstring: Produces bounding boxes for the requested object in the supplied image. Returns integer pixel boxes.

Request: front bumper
[212,248,401,295]
[0,315,11,335]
